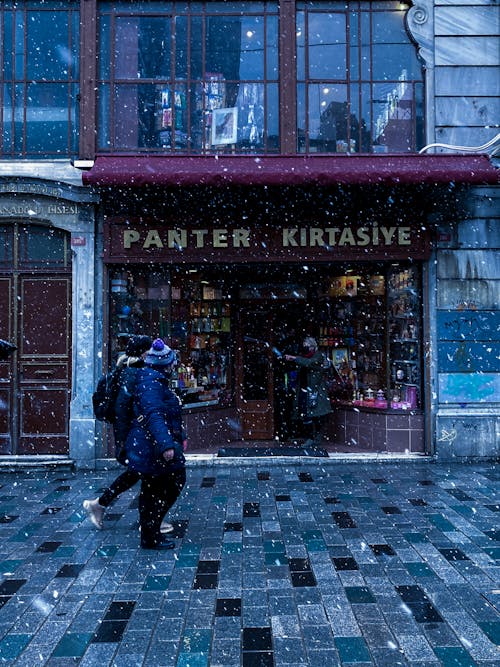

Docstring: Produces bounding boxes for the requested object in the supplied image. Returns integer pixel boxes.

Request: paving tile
[0,462,498,666]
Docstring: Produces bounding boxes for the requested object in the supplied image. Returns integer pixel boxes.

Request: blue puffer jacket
[124,366,185,475]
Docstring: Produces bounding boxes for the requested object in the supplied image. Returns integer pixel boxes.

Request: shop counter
[326,404,425,453]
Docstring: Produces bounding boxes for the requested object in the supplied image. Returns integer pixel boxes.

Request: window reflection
[297,1,423,154]
[99,2,279,153]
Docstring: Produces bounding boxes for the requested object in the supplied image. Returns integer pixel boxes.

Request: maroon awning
[82,154,499,188]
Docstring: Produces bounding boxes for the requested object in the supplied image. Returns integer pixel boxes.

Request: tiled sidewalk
[0,459,499,666]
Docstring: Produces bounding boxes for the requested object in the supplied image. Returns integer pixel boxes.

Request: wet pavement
[0,457,499,666]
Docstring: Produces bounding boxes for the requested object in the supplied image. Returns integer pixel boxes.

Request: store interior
[108,261,423,453]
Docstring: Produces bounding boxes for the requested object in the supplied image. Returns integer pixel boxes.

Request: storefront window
[98,1,279,153]
[108,261,422,414]
[297,1,424,153]
[0,1,79,158]
[109,268,233,407]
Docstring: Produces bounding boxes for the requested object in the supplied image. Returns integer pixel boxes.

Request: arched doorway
[0,223,72,454]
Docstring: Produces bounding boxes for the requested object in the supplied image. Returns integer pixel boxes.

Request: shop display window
[108,268,232,408]
[317,265,422,411]
[108,262,423,413]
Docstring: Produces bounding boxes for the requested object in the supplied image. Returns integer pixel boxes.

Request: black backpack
[92,367,123,423]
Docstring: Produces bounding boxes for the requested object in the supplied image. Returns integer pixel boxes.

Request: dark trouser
[139,467,186,547]
[99,469,141,507]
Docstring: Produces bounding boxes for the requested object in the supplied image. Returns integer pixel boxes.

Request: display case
[318,275,387,406]
[387,266,421,409]
[318,267,422,411]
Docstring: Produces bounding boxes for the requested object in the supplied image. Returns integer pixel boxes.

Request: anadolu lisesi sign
[104,219,431,263]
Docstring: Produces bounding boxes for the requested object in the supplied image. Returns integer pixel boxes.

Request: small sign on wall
[71,236,86,247]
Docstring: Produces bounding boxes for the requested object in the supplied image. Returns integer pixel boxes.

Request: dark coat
[113,365,142,461]
[292,351,333,420]
[124,366,185,475]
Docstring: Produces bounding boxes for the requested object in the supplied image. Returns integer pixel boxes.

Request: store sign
[105,221,430,263]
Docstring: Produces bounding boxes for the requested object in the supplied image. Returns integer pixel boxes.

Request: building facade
[0,0,498,467]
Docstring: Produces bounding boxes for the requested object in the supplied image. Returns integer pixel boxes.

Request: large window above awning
[82,154,499,188]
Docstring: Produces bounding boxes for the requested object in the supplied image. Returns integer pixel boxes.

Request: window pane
[372,10,409,43]
[314,84,348,152]
[27,11,73,80]
[26,83,69,154]
[266,15,278,80]
[372,44,421,80]
[307,13,346,80]
[2,11,13,79]
[19,226,67,269]
[372,80,415,153]
[99,15,111,79]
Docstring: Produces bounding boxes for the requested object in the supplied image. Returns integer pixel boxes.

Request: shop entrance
[236,299,309,442]
[0,224,71,455]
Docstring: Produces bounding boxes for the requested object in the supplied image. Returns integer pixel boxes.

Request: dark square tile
[419,480,434,486]
[197,560,220,574]
[0,515,18,523]
[409,602,443,623]
[257,472,270,481]
[370,544,396,557]
[332,557,359,571]
[324,496,340,504]
[55,485,71,491]
[201,477,216,487]
[275,495,291,502]
[371,478,388,484]
[55,564,85,578]
[0,579,26,596]
[36,541,62,553]
[40,507,62,515]
[242,651,274,666]
[445,488,473,501]
[193,574,218,589]
[244,503,261,517]
[224,522,243,532]
[438,548,469,561]
[485,504,500,512]
[409,498,427,506]
[103,513,123,522]
[215,598,242,617]
[0,596,11,610]
[332,511,357,528]
[382,506,402,514]
[484,529,500,541]
[170,520,189,538]
[345,586,376,603]
[290,571,317,587]
[288,558,311,572]
[92,620,127,643]
[104,601,136,621]
[242,627,272,651]
[396,585,429,603]
[298,472,313,482]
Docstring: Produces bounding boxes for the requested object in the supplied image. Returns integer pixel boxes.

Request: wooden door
[0,223,71,455]
[0,278,14,453]
[236,305,274,440]
[17,277,71,453]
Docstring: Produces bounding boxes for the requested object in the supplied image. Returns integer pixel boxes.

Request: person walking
[83,334,172,535]
[284,336,332,447]
[125,338,186,550]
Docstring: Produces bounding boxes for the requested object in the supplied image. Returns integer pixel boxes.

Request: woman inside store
[285,336,332,447]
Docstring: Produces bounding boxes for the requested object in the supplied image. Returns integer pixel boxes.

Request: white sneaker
[83,498,104,529]
[160,521,174,534]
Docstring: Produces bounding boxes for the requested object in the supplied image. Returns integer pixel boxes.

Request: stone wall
[434,0,500,148]
[434,186,500,459]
